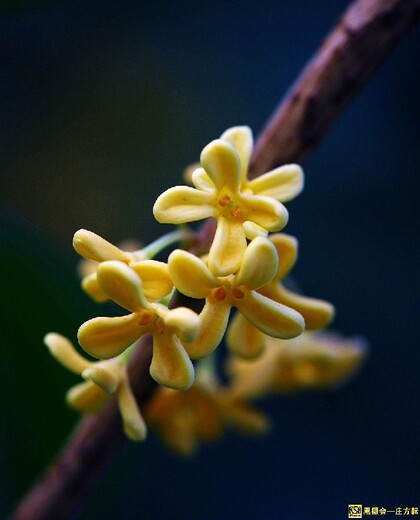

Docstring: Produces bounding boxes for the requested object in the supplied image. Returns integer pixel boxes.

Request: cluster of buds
[46,126,366,449]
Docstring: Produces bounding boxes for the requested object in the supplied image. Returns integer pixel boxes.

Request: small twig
[10,0,419,517]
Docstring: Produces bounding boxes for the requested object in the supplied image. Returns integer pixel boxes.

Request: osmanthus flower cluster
[45,125,365,446]
[145,332,367,455]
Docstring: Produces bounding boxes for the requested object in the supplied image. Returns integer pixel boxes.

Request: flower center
[138,313,153,326]
[217,193,241,219]
[232,287,245,299]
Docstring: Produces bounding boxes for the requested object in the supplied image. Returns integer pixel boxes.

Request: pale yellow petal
[81,273,109,303]
[162,307,201,343]
[243,221,268,240]
[78,313,144,359]
[191,167,214,192]
[82,366,119,393]
[220,126,253,183]
[158,410,198,456]
[153,186,215,224]
[117,377,147,441]
[220,395,270,435]
[270,234,298,279]
[226,312,265,359]
[183,161,201,186]
[168,249,219,298]
[131,260,173,300]
[240,193,288,232]
[208,217,247,276]
[73,229,129,263]
[66,380,109,413]
[270,285,335,330]
[200,139,240,193]
[247,164,304,202]
[184,299,231,359]
[237,291,304,339]
[235,237,278,290]
[150,332,195,390]
[97,261,149,312]
[44,333,91,374]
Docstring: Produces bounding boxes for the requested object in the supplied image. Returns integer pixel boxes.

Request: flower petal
[78,313,144,359]
[162,306,201,343]
[243,221,268,240]
[208,217,247,276]
[117,376,147,441]
[66,380,109,413]
[150,332,195,390]
[131,260,173,300]
[226,312,265,358]
[73,229,129,263]
[81,273,109,303]
[236,291,304,339]
[184,299,231,359]
[153,186,215,224]
[168,249,220,298]
[82,366,119,393]
[219,394,270,435]
[268,285,335,330]
[183,161,201,186]
[235,237,278,290]
[270,234,298,279]
[240,193,288,232]
[220,126,253,184]
[44,333,92,374]
[191,167,214,192]
[97,261,149,312]
[200,139,241,193]
[247,164,304,202]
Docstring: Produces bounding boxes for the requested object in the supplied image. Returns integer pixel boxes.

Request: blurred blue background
[0,1,419,518]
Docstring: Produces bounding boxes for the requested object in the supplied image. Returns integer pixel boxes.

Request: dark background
[1,1,419,518]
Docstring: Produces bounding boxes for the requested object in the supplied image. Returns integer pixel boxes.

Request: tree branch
[249,0,420,178]
[10,0,419,517]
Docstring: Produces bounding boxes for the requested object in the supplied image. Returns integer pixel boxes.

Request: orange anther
[139,314,152,325]
[230,206,241,217]
[214,287,227,300]
[155,319,165,334]
[232,287,244,299]
[218,194,231,207]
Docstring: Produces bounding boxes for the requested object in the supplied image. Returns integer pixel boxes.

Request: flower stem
[140,227,193,259]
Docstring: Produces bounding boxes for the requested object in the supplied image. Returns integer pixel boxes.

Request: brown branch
[10,339,156,520]
[249,0,420,178]
[9,0,419,517]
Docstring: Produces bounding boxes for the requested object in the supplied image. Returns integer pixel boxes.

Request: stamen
[232,288,244,299]
[218,194,231,207]
[155,319,165,334]
[139,314,152,326]
[230,206,241,217]
[214,287,227,300]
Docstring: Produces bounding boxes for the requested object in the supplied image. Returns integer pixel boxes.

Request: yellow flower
[44,333,146,441]
[153,126,302,276]
[179,125,304,213]
[73,229,173,303]
[145,361,268,456]
[77,260,200,390]
[144,385,223,456]
[227,233,335,358]
[168,237,305,359]
[227,332,368,400]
